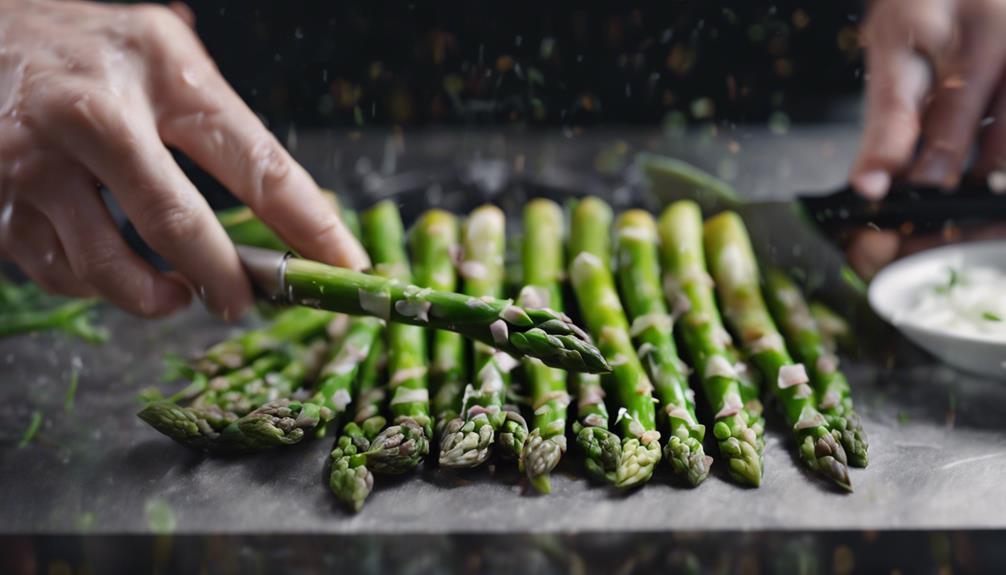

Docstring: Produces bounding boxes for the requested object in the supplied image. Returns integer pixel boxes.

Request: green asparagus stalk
[571,371,622,483]
[518,199,570,493]
[194,307,334,375]
[569,197,661,489]
[409,210,468,439]
[558,213,623,483]
[615,210,711,486]
[763,269,868,467]
[657,201,765,487]
[809,301,854,353]
[237,317,384,446]
[273,253,609,374]
[189,352,290,408]
[217,188,350,252]
[361,201,431,466]
[329,335,389,512]
[139,348,294,452]
[704,212,851,491]
[439,205,528,468]
[213,340,327,416]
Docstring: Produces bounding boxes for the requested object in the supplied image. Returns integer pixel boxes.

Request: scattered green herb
[935,267,961,295]
[145,498,177,534]
[0,280,107,343]
[982,311,1002,322]
[839,265,867,296]
[897,411,910,426]
[18,410,43,448]
[76,512,96,533]
[65,364,80,412]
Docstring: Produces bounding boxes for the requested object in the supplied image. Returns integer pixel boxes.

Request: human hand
[0,1,370,319]
[850,0,1006,198]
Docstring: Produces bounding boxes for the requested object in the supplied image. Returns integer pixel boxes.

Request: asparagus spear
[518,199,570,493]
[361,201,431,466]
[657,201,765,487]
[216,188,351,252]
[237,317,384,446]
[704,211,851,490]
[568,197,661,489]
[243,248,609,374]
[571,371,622,483]
[439,205,528,468]
[213,340,327,416]
[194,307,334,375]
[329,335,389,512]
[139,343,321,452]
[809,301,853,353]
[763,269,868,467]
[409,210,468,439]
[615,210,711,486]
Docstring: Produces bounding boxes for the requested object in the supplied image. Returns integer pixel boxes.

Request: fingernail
[910,149,958,189]
[852,170,890,200]
[349,245,372,272]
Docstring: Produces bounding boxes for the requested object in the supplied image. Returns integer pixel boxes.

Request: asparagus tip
[576,425,622,479]
[365,418,429,475]
[830,413,869,468]
[664,436,712,487]
[496,410,529,461]
[329,457,374,512]
[523,430,567,494]
[802,429,854,492]
[438,416,495,469]
[613,437,661,489]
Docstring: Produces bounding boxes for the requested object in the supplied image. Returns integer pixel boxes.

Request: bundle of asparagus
[137,189,869,510]
[704,212,853,490]
[658,201,765,487]
[438,205,528,469]
[569,198,662,489]
[139,307,339,453]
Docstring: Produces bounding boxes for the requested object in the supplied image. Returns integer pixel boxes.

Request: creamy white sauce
[899,265,1006,341]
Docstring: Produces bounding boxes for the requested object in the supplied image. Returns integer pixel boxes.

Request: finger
[0,203,96,298]
[845,229,901,280]
[850,0,951,199]
[43,172,193,317]
[156,66,370,270]
[909,16,1006,188]
[167,2,196,29]
[42,86,253,319]
[975,76,1006,177]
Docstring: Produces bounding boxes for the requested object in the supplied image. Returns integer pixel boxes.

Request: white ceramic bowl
[869,240,1006,379]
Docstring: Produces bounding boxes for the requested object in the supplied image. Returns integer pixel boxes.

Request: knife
[797,183,1006,249]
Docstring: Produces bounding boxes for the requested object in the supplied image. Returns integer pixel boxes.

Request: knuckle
[75,242,120,285]
[57,87,131,140]
[132,4,179,32]
[139,193,203,247]
[243,137,293,208]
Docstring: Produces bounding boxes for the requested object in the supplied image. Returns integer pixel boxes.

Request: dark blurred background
[191,1,865,130]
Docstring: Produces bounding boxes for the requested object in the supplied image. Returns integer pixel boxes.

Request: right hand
[0,1,370,320]
[851,0,1006,199]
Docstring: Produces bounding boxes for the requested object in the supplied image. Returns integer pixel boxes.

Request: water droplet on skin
[181,67,200,88]
[0,198,14,239]
[43,251,54,266]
